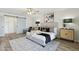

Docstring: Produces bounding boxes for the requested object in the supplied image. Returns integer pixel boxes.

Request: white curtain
[4,15,26,34]
[16,17,26,33]
[0,16,5,36]
[4,16,17,34]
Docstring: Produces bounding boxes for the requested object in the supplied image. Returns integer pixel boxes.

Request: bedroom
[0,8,79,51]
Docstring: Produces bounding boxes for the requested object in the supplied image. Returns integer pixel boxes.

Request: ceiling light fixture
[26,8,39,15]
[26,8,32,15]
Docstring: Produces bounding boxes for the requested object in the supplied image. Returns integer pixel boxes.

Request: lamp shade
[35,21,40,24]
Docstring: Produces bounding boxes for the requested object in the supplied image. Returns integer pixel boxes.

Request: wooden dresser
[60,28,74,41]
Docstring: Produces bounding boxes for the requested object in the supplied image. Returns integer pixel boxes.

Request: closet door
[0,16,5,36]
[4,16,17,34]
[16,17,26,34]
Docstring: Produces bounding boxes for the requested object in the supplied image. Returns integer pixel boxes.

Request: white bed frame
[26,30,57,47]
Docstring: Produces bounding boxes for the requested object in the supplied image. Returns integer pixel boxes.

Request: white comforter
[26,31,56,46]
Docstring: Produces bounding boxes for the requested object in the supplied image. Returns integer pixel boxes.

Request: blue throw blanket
[38,33,51,44]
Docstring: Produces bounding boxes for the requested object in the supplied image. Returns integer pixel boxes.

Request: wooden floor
[0,33,79,51]
[0,33,26,51]
[56,39,79,51]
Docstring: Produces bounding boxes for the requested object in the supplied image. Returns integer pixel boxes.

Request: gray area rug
[9,37,60,51]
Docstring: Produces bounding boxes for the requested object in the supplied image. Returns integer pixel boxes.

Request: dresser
[60,28,74,41]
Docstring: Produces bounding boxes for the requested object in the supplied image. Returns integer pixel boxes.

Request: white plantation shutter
[16,17,26,33]
[4,16,17,34]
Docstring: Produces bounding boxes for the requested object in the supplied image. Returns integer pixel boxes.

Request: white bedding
[26,30,56,46]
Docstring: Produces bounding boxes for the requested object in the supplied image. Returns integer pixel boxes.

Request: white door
[4,16,17,34]
[0,16,5,36]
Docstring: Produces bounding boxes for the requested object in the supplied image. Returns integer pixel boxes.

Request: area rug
[9,37,60,51]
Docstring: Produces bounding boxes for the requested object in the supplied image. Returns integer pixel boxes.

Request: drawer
[64,33,73,40]
[60,29,67,37]
[65,30,73,33]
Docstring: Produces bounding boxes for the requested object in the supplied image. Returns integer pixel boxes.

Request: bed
[26,28,57,47]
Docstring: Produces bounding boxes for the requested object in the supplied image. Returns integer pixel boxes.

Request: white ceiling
[0,8,67,16]
[0,8,26,16]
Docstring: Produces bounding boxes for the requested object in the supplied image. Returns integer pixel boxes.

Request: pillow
[28,27,32,32]
[31,30,41,34]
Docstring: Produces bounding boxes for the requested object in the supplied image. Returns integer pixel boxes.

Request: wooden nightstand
[60,28,74,41]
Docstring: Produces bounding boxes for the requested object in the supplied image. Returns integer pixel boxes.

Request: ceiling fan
[26,8,39,15]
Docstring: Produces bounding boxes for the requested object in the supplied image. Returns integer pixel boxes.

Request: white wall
[73,17,79,42]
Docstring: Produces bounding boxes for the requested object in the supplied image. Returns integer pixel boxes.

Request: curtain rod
[4,15,26,19]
